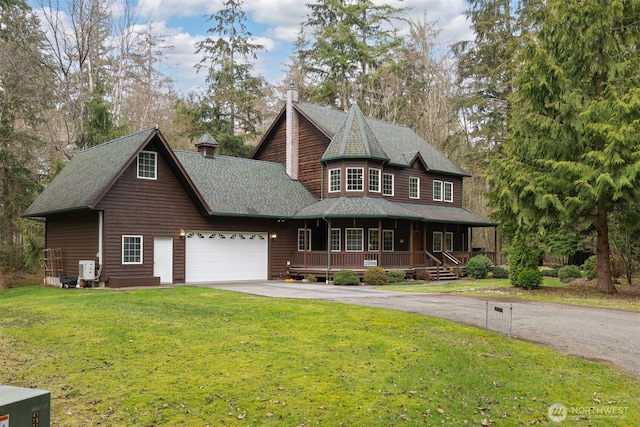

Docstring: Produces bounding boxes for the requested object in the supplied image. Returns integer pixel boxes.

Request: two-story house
[23,85,495,287]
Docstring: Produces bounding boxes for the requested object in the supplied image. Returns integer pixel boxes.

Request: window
[346,168,364,191]
[137,151,157,180]
[368,228,379,251]
[345,228,364,251]
[433,180,442,201]
[329,169,341,193]
[122,235,143,264]
[383,173,394,196]
[383,230,394,251]
[369,168,380,192]
[297,229,311,251]
[330,228,341,252]
[444,182,453,202]
[409,177,420,199]
[445,232,453,251]
[433,232,443,252]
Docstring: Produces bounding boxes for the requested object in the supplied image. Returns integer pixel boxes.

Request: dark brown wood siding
[253,114,286,164]
[46,211,99,277]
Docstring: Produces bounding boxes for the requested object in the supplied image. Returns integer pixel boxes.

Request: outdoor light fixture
[270,233,277,239]
[179,229,186,238]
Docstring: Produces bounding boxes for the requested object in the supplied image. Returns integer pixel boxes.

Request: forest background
[2,0,639,293]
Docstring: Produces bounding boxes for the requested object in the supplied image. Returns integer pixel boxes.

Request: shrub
[466,255,493,279]
[386,269,406,283]
[490,266,509,279]
[582,255,596,280]
[542,268,558,277]
[363,267,387,286]
[508,243,542,287]
[333,269,360,286]
[416,269,432,281]
[558,265,582,283]
[517,268,543,290]
[305,274,317,283]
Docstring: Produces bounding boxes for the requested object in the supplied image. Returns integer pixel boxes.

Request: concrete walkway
[187,281,640,378]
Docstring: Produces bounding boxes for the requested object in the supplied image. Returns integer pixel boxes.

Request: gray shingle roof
[295,102,470,176]
[23,128,156,217]
[175,151,316,217]
[294,196,496,226]
[321,104,389,162]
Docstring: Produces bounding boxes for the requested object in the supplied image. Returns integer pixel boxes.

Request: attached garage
[185,231,268,282]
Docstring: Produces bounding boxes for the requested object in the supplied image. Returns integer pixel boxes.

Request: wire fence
[485,301,512,339]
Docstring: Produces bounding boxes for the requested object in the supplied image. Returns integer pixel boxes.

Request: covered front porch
[286,216,498,281]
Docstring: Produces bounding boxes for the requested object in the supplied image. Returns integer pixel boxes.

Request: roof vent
[195,132,219,158]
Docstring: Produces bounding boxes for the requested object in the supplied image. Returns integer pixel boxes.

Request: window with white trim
[369,168,380,192]
[368,228,379,251]
[445,232,453,251]
[345,228,364,251]
[409,177,420,199]
[433,231,443,252]
[137,151,157,180]
[383,173,394,196]
[329,169,341,193]
[383,230,394,251]
[433,180,442,201]
[330,228,341,252]
[444,181,453,202]
[297,229,311,251]
[346,168,364,191]
[122,235,143,264]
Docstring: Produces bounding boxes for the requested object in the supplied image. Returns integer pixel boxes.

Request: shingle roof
[294,196,496,226]
[23,128,157,217]
[295,102,470,176]
[175,151,317,217]
[321,104,389,162]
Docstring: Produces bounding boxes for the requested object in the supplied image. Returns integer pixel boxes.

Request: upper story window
[369,168,381,192]
[297,229,311,251]
[383,173,394,196]
[433,180,442,201]
[409,177,420,199]
[137,151,157,180]
[444,182,453,202]
[122,235,143,264]
[329,169,341,193]
[346,168,364,191]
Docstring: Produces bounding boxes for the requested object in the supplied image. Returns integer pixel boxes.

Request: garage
[185,231,268,282]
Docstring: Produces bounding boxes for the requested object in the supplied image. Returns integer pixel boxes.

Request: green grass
[1,286,639,426]
[381,278,640,312]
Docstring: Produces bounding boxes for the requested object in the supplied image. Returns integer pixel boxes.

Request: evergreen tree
[487,0,640,293]
[195,0,266,138]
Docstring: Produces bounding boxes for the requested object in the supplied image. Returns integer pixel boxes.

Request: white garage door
[185,231,268,282]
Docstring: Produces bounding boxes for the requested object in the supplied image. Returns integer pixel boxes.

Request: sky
[33,0,474,95]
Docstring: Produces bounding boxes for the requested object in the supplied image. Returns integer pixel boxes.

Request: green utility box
[0,386,50,427]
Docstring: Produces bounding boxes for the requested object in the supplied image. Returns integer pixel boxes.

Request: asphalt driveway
[187,281,640,379]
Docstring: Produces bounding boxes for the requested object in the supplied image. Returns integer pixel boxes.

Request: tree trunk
[595,199,617,293]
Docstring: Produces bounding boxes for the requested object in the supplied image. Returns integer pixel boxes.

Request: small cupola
[195,132,219,158]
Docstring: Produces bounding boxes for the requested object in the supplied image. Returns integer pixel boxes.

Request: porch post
[326,218,332,284]
[470,227,473,254]
[409,221,414,266]
[378,218,382,266]
[304,220,308,267]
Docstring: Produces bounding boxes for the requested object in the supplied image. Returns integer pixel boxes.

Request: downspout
[97,211,103,280]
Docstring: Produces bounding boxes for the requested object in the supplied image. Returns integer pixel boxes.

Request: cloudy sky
[32,0,473,94]
[133,0,473,94]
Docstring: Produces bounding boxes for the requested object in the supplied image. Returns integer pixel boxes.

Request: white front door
[154,237,173,284]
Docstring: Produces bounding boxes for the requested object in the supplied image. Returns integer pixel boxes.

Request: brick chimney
[196,132,219,158]
[286,81,299,180]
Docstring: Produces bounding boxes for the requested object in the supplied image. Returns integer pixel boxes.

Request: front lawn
[383,278,640,312]
[1,285,638,426]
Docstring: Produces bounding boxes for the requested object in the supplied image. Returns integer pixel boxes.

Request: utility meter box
[0,385,50,427]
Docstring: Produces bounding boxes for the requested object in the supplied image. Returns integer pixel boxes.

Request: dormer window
[346,168,364,191]
[137,151,157,180]
[329,169,341,192]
